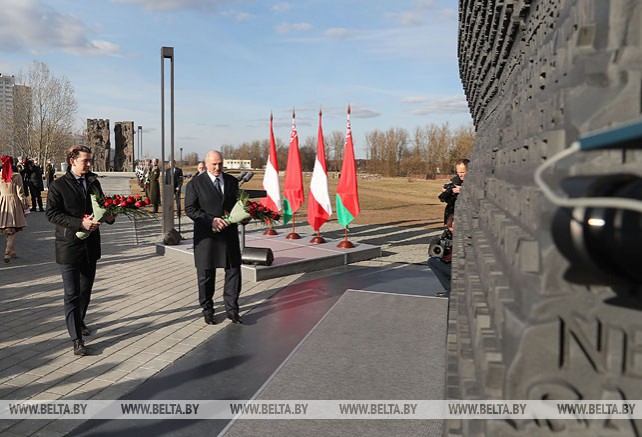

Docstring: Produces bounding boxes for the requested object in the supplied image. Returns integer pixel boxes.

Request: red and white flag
[307,108,332,231]
[261,113,282,212]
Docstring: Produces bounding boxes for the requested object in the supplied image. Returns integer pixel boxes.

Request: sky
[0,0,472,160]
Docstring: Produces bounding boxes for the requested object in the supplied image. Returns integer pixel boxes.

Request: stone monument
[86,119,110,171]
[451,1,642,435]
[114,121,134,171]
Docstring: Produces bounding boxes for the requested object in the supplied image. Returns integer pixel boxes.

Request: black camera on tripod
[428,229,453,258]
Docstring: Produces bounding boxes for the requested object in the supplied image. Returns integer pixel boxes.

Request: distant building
[224,159,251,169]
[0,74,15,115]
[0,74,15,153]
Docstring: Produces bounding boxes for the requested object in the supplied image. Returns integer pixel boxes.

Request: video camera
[442,182,459,191]
[428,229,453,258]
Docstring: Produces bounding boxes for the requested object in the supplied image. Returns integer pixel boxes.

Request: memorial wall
[451,1,642,434]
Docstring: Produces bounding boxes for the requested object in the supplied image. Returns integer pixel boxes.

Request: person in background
[143,159,152,197]
[46,145,116,356]
[165,160,184,217]
[427,214,454,297]
[28,158,45,212]
[45,159,56,190]
[438,159,469,224]
[17,157,29,200]
[196,161,206,175]
[148,158,161,213]
[0,156,28,263]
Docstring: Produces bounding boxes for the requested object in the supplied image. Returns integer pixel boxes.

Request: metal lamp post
[161,46,177,236]
[137,125,142,162]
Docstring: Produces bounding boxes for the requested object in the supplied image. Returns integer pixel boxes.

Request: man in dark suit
[185,150,243,325]
[165,160,184,216]
[46,145,116,356]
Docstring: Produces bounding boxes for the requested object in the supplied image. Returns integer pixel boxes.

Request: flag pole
[286,212,301,239]
[285,107,302,240]
[336,104,356,249]
[337,227,354,248]
[264,224,278,236]
[310,230,325,244]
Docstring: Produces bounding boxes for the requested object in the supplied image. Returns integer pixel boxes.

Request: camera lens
[552,174,642,284]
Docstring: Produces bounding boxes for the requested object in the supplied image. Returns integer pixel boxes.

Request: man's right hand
[81,216,101,232]
[212,217,228,232]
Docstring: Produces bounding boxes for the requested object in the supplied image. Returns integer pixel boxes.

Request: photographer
[428,214,454,296]
[438,159,469,224]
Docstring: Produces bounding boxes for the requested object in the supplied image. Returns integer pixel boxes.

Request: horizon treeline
[212,122,475,178]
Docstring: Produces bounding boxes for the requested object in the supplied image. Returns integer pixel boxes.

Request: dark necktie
[213,177,222,195]
[78,177,86,193]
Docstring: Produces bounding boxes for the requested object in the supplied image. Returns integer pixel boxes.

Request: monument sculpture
[114,121,135,171]
[451,1,642,435]
[86,119,110,171]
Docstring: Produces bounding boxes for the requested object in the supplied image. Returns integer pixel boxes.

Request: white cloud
[385,11,425,26]
[0,0,120,56]
[275,22,312,34]
[271,2,291,13]
[324,28,349,38]
[64,40,121,56]
[409,96,469,115]
[401,96,428,103]
[439,9,457,20]
[111,0,228,12]
[234,12,253,22]
[414,0,436,9]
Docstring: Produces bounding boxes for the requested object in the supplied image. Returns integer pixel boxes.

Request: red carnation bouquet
[76,193,155,240]
[213,190,280,232]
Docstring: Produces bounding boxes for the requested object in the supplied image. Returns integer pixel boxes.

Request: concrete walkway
[0,175,443,436]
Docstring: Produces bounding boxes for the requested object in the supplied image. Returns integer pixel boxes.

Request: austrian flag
[261,113,282,213]
[307,109,332,231]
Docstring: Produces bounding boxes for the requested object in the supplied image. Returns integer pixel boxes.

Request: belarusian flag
[307,109,332,231]
[336,105,360,227]
[261,113,282,213]
[282,109,304,225]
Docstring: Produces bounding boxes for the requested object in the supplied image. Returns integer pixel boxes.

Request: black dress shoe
[73,339,87,356]
[81,322,91,336]
[203,312,217,325]
[227,314,243,324]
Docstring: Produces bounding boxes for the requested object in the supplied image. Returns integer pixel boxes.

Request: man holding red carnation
[46,145,116,356]
[185,150,244,325]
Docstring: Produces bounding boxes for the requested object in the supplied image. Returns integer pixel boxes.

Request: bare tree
[300,135,317,172]
[326,130,345,171]
[15,61,78,163]
[447,124,476,164]
[184,152,200,165]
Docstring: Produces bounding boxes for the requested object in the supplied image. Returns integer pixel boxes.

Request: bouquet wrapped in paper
[214,191,280,232]
[76,194,154,240]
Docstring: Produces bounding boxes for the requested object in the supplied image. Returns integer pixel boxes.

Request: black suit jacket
[165,166,183,191]
[184,172,241,269]
[46,171,107,264]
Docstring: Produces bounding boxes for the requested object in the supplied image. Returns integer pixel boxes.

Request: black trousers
[60,262,97,341]
[29,185,43,210]
[197,266,241,316]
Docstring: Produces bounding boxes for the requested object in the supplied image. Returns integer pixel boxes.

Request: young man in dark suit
[185,150,243,325]
[164,159,184,216]
[46,145,116,356]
